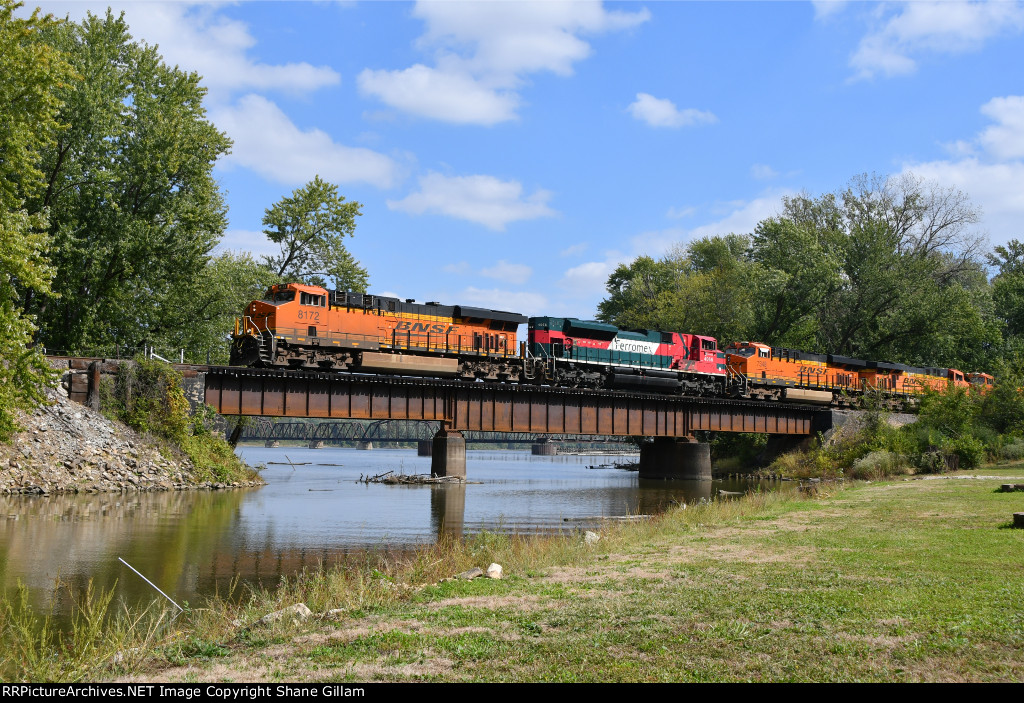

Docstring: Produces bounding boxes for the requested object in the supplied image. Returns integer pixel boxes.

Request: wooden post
[1014,513,1024,529]
[86,361,101,412]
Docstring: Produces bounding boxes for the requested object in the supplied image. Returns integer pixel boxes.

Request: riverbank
[6,462,1022,682]
[0,385,262,495]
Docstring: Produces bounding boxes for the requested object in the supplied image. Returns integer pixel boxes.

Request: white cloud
[812,1,849,20]
[387,172,557,230]
[684,192,790,240]
[481,260,532,285]
[561,259,624,296]
[900,94,1024,247]
[213,94,400,188]
[360,1,650,124]
[36,2,340,101]
[459,287,548,317]
[558,191,792,309]
[850,1,1024,80]
[627,93,717,129]
[978,95,1024,160]
[750,163,779,180]
[358,65,519,126]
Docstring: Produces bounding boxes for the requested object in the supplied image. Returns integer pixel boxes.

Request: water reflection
[430,484,466,539]
[0,447,786,621]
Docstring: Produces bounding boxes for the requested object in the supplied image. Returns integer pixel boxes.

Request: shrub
[950,434,986,469]
[849,450,909,480]
[999,439,1024,461]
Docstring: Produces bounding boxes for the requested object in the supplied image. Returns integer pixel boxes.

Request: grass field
[102,468,1024,683]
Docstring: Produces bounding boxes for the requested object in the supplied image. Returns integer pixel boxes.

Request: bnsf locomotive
[230,282,993,407]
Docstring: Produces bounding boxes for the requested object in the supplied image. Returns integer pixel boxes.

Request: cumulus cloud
[978,95,1024,160]
[850,1,1024,80]
[387,172,557,230]
[627,93,717,129]
[481,260,532,285]
[900,94,1024,246]
[358,64,519,126]
[212,95,400,188]
[558,191,792,309]
[37,2,340,101]
[359,1,649,124]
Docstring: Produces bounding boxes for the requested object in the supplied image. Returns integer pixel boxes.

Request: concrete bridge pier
[356,441,373,450]
[531,439,556,456]
[431,427,466,478]
[638,437,712,480]
[417,440,433,456]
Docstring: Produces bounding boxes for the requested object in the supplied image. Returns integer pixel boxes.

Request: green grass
[5,464,1024,682]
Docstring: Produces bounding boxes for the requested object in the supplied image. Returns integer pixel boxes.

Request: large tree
[262,176,367,291]
[0,1,70,439]
[26,10,231,353]
[597,173,996,370]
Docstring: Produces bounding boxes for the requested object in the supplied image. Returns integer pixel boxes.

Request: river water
[0,446,777,620]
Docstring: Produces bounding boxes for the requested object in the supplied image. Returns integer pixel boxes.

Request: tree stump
[1014,513,1024,529]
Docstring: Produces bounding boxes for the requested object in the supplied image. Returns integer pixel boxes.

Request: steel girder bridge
[236,418,633,445]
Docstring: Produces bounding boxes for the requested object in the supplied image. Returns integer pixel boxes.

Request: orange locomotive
[723,341,990,407]
[231,282,527,381]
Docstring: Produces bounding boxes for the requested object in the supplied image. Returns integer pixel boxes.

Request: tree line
[599,172,1024,377]
[1,4,367,438]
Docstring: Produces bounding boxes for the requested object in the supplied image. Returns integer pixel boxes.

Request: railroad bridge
[56,359,831,480]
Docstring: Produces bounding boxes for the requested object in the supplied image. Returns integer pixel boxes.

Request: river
[0,446,778,620]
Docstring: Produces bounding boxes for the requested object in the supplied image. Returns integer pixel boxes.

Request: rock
[455,567,484,580]
[584,531,601,544]
[325,608,347,619]
[255,603,313,626]
[485,563,503,579]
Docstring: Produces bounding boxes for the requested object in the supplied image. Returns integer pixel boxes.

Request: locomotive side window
[702,339,715,350]
[759,349,770,358]
[300,292,326,307]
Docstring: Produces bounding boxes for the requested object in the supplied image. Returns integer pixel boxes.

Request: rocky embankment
[0,385,262,495]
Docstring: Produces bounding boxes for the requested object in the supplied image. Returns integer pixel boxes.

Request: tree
[26,10,231,353]
[597,255,682,329]
[262,176,367,291]
[0,1,71,440]
[151,251,278,363]
[989,239,1024,338]
[761,174,991,366]
[597,236,757,342]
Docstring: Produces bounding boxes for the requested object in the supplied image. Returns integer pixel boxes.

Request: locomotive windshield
[262,290,295,304]
[729,346,757,357]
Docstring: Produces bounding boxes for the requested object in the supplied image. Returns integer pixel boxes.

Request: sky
[24,0,1024,320]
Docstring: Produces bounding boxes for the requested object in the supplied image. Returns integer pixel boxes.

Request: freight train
[230,282,993,408]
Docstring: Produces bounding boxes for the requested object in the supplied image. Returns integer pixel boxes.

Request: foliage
[25,10,232,353]
[262,176,367,291]
[101,358,255,482]
[148,251,278,363]
[0,2,70,440]
[597,172,996,372]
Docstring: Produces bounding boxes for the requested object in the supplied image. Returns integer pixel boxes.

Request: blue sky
[29,1,1024,319]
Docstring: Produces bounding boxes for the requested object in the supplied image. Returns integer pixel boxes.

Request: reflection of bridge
[239,418,632,446]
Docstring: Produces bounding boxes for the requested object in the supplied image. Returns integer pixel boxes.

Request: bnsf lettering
[395,321,455,334]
